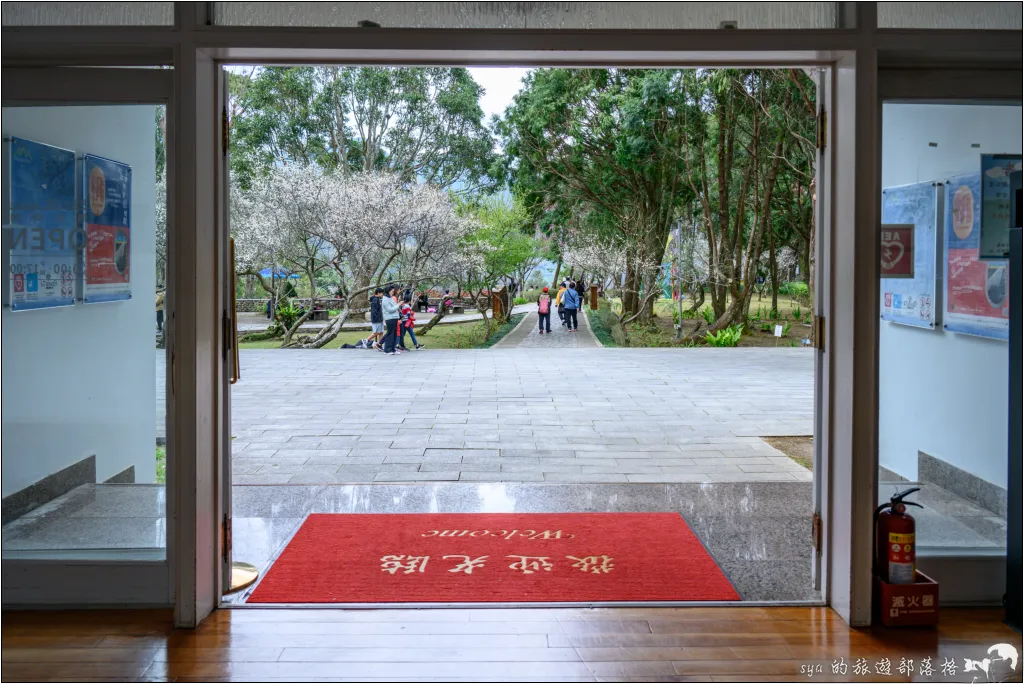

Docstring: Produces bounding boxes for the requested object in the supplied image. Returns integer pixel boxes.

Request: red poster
[880,224,914,278]
[85,224,130,285]
[947,247,1009,319]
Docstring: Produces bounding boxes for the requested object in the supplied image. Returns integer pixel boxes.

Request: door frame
[3,1,1021,628]
[875,65,1023,605]
[0,66,176,607]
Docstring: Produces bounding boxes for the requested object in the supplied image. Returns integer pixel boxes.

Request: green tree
[229,66,497,192]
[497,68,694,322]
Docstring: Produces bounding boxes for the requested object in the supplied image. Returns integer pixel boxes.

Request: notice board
[82,154,132,303]
[4,137,78,311]
[943,172,1010,341]
[880,181,940,329]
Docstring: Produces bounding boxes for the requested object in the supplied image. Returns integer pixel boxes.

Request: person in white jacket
[381,285,402,355]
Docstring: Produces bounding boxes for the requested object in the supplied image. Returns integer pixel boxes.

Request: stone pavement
[495,302,600,349]
[225,346,814,485]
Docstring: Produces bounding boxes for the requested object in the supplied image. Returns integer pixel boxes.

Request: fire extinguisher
[875,487,923,584]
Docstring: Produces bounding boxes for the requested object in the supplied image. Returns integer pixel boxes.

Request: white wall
[879,103,1021,488]
[2,105,158,496]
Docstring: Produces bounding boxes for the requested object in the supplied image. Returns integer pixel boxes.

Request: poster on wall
[880,181,939,329]
[4,137,78,311]
[978,153,1023,260]
[82,154,131,303]
[944,173,1010,341]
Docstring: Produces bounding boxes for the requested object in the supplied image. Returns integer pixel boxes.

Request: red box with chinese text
[874,571,939,627]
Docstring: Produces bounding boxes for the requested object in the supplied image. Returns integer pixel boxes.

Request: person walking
[556,281,568,326]
[562,280,581,332]
[155,289,165,332]
[381,285,402,355]
[369,287,385,351]
[399,294,425,350]
[536,286,552,334]
[575,278,587,310]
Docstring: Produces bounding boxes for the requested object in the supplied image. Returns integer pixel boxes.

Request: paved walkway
[495,303,600,349]
[225,347,814,485]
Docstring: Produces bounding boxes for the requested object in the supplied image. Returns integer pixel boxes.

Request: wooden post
[590,285,598,310]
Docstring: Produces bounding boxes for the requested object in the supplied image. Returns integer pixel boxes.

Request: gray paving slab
[160,345,816,484]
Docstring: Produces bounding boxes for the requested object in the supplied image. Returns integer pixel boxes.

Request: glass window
[213,2,837,29]
[878,102,1021,555]
[1,2,174,26]
[878,2,1022,30]
[2,104,167,560]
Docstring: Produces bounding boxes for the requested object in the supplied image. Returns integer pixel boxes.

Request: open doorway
[219,64,825,605]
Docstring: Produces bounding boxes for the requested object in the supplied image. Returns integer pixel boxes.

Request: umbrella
[259,267,300,280]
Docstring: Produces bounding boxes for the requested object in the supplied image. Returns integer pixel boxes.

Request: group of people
[366,285,424,355]
[536,279,587,334]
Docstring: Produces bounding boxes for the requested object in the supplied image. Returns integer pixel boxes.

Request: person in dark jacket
[369,287,385,351]
[562,280,581,332]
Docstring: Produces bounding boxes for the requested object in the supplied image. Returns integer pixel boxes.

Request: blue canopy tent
[259,267,300,280]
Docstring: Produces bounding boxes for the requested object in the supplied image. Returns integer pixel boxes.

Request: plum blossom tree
[286,171,475,349]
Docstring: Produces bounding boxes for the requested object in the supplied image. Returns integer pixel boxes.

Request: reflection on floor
[2,480,1006,599]
[227,482,818,603]
[1,484,165,560]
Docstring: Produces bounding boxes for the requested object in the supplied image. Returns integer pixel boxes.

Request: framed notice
[4,137,78,311]
[943,173,1009,341]
[82,154,131,303]
[979,153,1023,260]
[880,181,940,329]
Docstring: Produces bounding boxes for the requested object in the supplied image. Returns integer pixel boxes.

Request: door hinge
[811,512,823,552]
[816,108,827,151]
[221,106,230,158]
[813,314,826,351]
[222,514,232,562]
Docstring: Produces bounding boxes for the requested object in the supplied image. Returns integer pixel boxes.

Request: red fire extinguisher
[875,487,923,584]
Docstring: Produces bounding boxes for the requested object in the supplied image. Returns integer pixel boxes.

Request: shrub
[792,305,802,321]
[705,324,743,347]
[514,296,528,305]
[779,281,809,297]
[681,308,698,320]
[701,307,715,325]
[276,302,303,330]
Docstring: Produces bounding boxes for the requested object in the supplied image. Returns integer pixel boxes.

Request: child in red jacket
[399,295,424,350]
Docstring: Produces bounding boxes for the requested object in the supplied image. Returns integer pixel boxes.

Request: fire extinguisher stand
[873,488,939,627]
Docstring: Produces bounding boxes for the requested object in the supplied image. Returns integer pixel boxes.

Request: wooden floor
[2,606,1020,682]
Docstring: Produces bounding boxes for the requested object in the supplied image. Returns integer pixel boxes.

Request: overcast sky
[468,67,531,123]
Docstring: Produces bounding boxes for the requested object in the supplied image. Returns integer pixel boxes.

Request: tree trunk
[688,282,705,312]
[417,308,447,335]
[287,309,351,349]
[551,256,562,290]
[769,223,779,314]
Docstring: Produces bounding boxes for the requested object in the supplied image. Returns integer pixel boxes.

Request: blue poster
[82,154,132,304]
[880,181,939,329]
[979,154,1022,260]
[6,137,79,311]
[944,173,1009,341]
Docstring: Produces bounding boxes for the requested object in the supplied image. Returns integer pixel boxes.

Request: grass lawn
[604,296,813,348]
[240,314,525,351]
[764,435,814,470]
[155,445,166,484]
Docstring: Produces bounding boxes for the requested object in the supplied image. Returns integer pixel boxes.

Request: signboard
[880,224,914,278]
[944,173,1010,341]
[82,154,132,303]
[5,137,78,311]
[880,182,939,329]
[979,154,1023,260]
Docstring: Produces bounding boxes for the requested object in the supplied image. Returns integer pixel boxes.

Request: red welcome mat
[247,513,739,603]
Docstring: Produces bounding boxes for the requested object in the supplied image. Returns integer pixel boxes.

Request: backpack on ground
[538,294,550,314]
